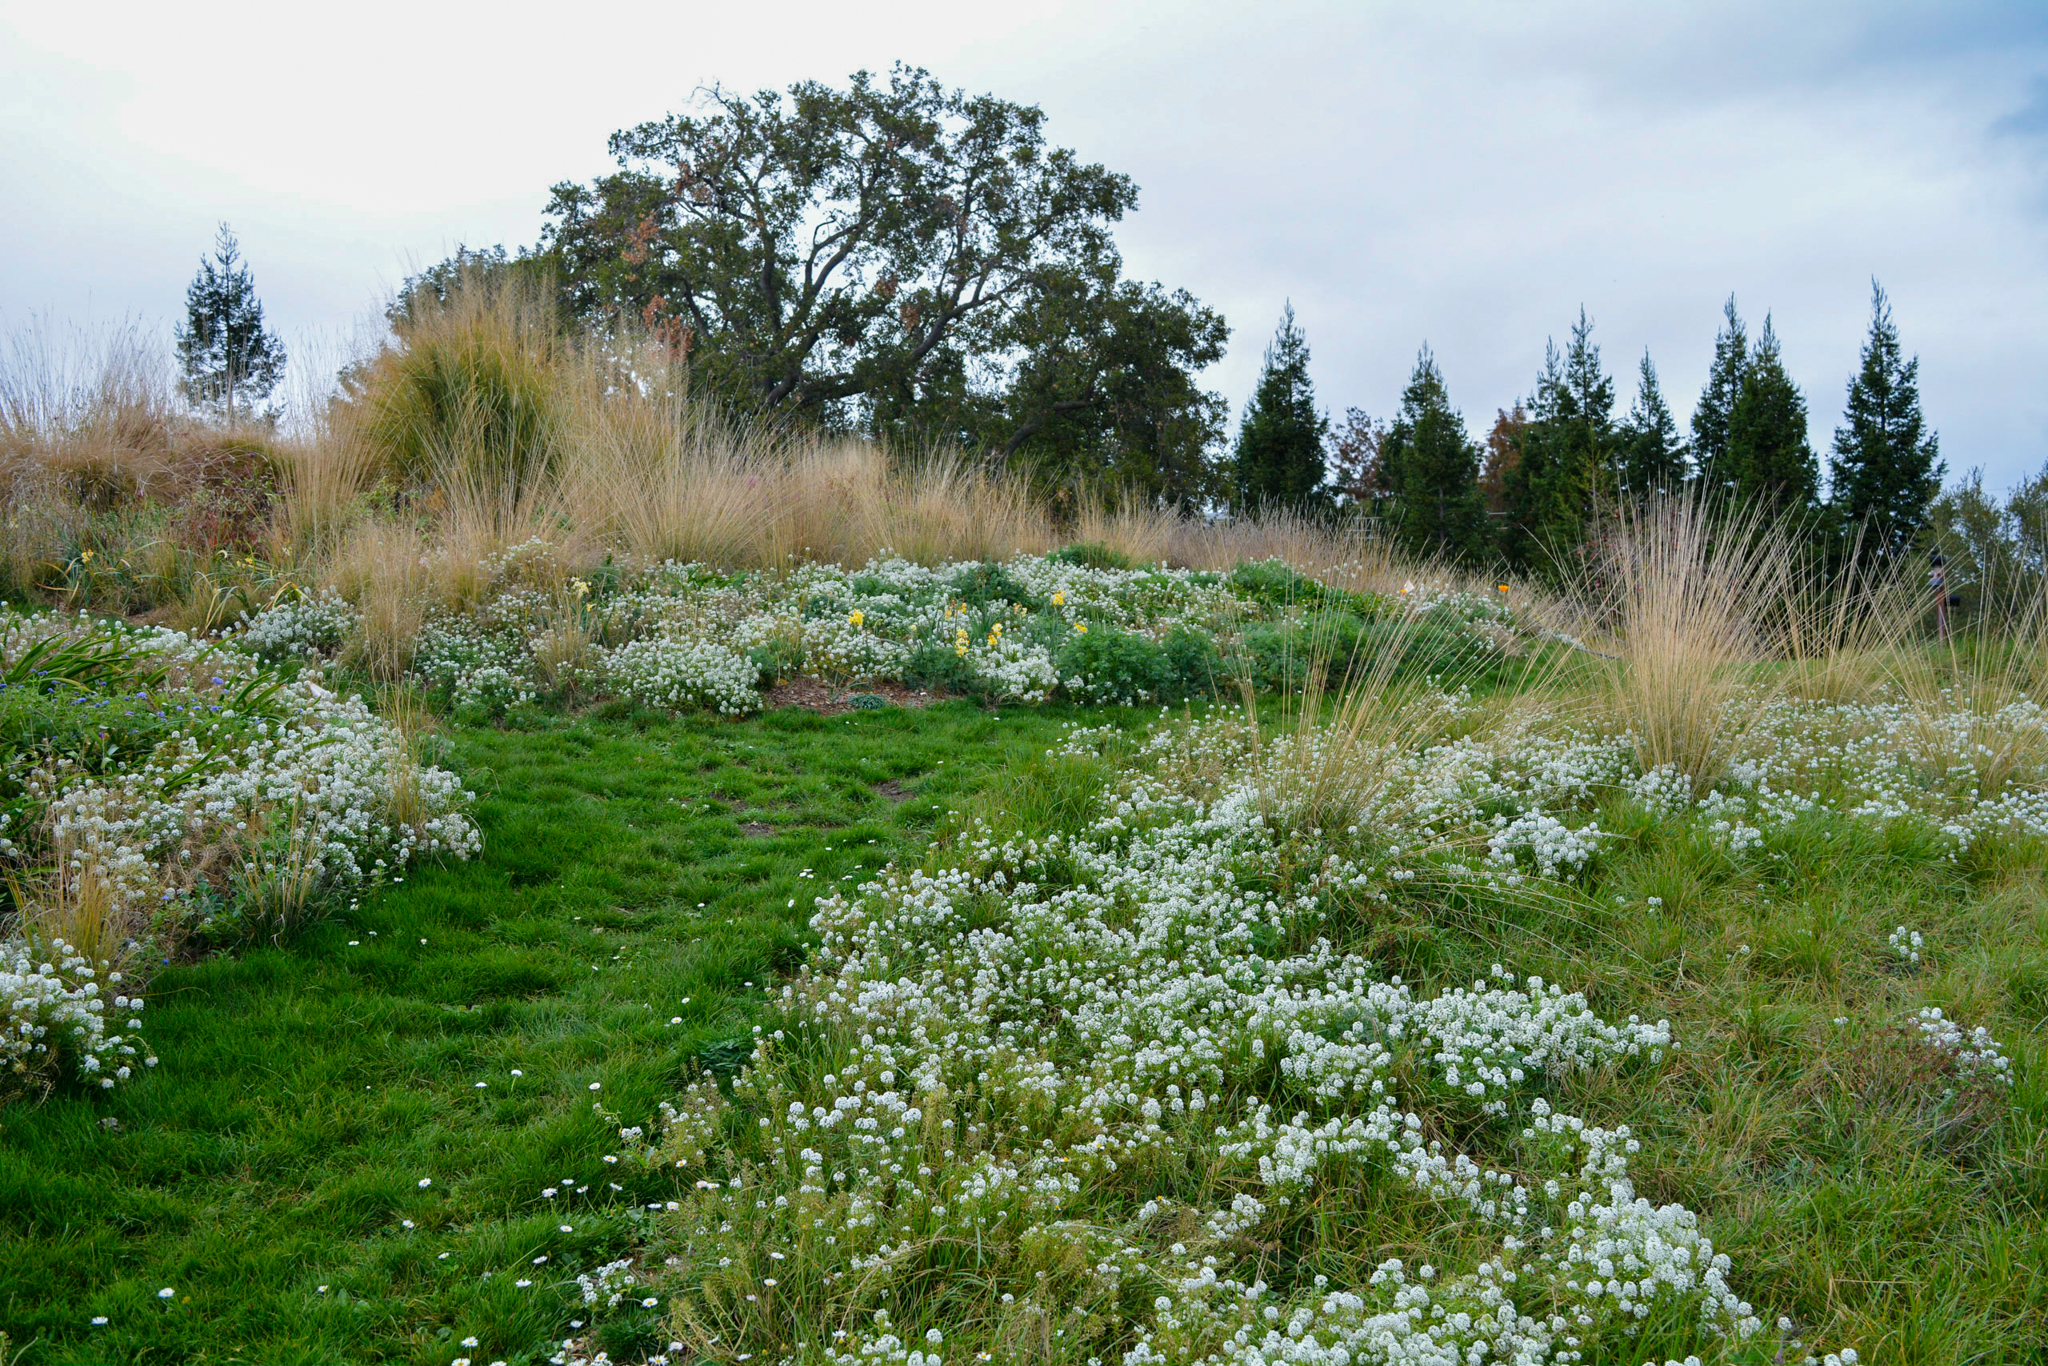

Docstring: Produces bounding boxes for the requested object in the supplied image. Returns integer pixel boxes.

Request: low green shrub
[1049,540,1133,571]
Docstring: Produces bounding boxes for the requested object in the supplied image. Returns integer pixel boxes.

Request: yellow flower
[1073,621,1088,634]
[1051,590,1065,606]
[571,578,591,598]
[848,609,864,628]
[79,548,94,563]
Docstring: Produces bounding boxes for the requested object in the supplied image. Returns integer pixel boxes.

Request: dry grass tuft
[1244,610,1487,836]
[333,268,563,499]
[7,862,136,971]
[329,520,434,681]
[1580,492,1795,786]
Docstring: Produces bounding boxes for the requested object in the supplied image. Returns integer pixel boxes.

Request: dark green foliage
[1501,309,1614,574]
[1726,316,1817,515]
[543,64,1131,415]
[176,223,287,422]
[1926,466,2048,613]
[1378,347,1487,563]
[1616,351,1688,496]
[901,640,985,697]
[1691,295,1747,481]
[1159,626,1224,699]
[959,276,1229,509]
[1694,298,1816,516]
[1057,627,1169,703]
[388,245,556,331]
[1225,558,1379,614]
[536,65,1228,503]
[1230,304,1328,512]
[1054,625,1215,704]
[1236,620,1314,692]
[1049,541,1134,571]
[944,560,1040,610]
[1238,611,1499,693]
[1829,281,1944,558]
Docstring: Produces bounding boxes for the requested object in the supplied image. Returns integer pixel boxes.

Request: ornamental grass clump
[1585,492,1794,788]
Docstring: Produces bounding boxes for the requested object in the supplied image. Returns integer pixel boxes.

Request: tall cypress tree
[1828,280,1943,557]
[1617,351,1687,496]
[176,222,287,422]
[1502,308,1614,572]
[1380,346,1486,563]
[1692,295,1747,491]
[1230,303,1328,512]
[1726,315,1816,514]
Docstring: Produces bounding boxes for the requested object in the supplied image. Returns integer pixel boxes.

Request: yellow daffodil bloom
[848,609,864,628]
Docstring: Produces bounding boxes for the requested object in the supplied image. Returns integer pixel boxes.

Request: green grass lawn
[0,698,1154,1365]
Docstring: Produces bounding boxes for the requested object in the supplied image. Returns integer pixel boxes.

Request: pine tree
[1379,346,1486,562]
[1725,315,1816,514]
[1828,280,1943,557]
[177,223,287,422]
[1231,303,1328,512]
[1692,295,1747,490]
[1502,308,1614,572]
[1617,351,1687,496]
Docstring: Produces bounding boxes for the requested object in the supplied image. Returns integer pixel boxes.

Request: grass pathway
[0,699,1140,1365]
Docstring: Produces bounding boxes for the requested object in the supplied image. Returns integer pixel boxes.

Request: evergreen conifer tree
[1501,308,1614,572]
[1231,303,1328,512]
[1692,296,1747,490]
[1380,346,1486,562]
[1725,315,1816,514]
[176,223,287,422]
[1828,280,1943,557]
[1617,351,1687,495]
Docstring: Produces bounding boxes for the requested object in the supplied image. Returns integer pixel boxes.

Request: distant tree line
[383,64,1963,566]
[1228,283,1946,579]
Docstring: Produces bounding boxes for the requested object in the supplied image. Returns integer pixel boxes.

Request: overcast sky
[5,0,2045,487]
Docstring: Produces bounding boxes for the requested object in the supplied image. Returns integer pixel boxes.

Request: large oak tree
[538,65,1226,503]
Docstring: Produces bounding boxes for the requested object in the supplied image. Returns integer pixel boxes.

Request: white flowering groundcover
[241,546,1528,719]
[2,609,479,1096]
[553,682,2030,1366]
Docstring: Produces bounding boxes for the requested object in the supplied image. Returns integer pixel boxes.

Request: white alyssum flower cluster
[2,938,155,1093]
[623,712,1776,1365]
[1911,1007,2013,1088]
[1721,692,2048,853]
[600,634,762,717]
[2,611,481,1091]
[39,675,480,920]
[233,588,360,661]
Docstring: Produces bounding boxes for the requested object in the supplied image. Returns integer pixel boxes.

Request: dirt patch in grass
[764,678,939,716]
[740,821,777,837]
